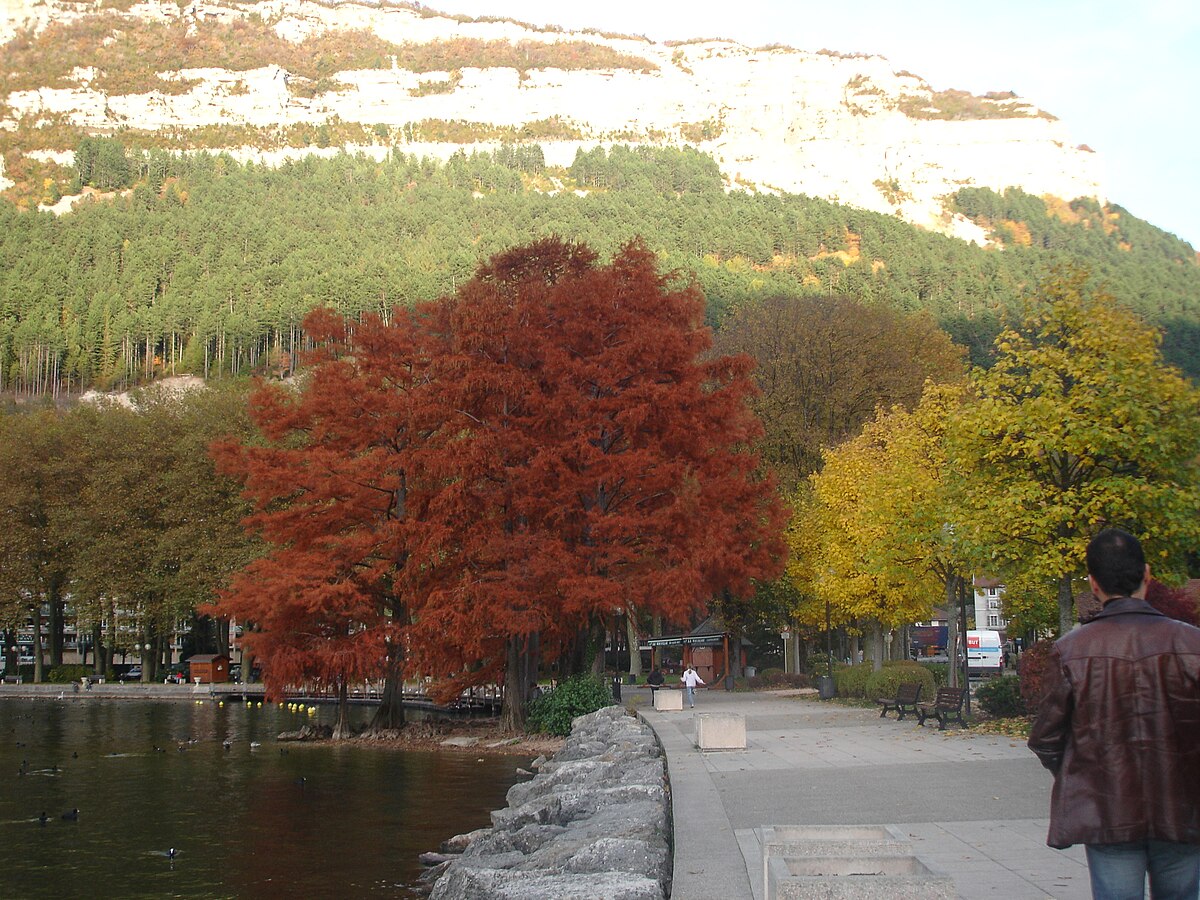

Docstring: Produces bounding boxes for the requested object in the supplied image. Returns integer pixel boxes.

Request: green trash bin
[817,675,836,700]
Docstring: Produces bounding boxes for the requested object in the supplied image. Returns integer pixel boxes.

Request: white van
[966,630,1003,676]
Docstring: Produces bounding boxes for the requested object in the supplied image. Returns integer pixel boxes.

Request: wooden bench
[876,681,923,720]
[917,686,968,730]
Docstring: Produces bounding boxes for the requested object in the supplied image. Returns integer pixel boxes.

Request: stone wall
[427,705,671,900]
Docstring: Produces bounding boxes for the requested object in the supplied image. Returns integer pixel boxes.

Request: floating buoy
[217,701,224,708]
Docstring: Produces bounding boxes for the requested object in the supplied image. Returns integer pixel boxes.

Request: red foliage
[211,237,788,702]
[405,238,787,677]
[207,307,441,701]
[1145,579,1200,626]
[1018,639,1057,710]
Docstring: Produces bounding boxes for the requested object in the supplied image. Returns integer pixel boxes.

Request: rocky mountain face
[1,0,1102,237]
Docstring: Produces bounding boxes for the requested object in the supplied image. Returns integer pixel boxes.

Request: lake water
[0,698,530,898]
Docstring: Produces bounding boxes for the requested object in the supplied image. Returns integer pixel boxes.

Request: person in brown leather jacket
[1028,528,1200,900]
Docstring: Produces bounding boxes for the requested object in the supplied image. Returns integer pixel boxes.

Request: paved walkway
[637,687,1090,900]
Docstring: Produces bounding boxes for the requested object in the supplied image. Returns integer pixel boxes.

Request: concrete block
[767,854,956,899]
[760,826,913,896]
[653,689,683,711]
[694,712,746,750]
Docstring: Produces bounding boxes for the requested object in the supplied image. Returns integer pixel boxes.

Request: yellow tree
[950,267,1200,636]
[853,382,977,683]
[788,395,950,669]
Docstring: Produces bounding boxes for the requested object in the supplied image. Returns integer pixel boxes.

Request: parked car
[118,666,142,682]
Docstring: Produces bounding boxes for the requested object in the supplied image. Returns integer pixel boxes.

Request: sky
[445,0,1200,248]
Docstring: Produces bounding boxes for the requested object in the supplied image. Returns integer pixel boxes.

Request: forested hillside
[2,142,1197,395]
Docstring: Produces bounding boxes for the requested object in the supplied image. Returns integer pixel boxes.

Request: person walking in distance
[681,665,705,709]
[1027,528,1200,900]
[646,667,664,701]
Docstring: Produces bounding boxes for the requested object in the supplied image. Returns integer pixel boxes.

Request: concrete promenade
[639,687,1090,900]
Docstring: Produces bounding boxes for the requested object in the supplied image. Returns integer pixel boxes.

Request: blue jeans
[1086,840,1200,900]
[684,685,695,707]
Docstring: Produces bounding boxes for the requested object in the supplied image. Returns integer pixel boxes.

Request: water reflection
[0,699,528,898]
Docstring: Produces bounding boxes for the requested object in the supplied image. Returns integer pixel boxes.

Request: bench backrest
[935,686,965,708]
[897,681,923,703]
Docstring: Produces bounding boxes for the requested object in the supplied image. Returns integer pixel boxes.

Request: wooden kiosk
[186,653,231,684]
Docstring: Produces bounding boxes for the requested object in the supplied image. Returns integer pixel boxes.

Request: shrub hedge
[919,662,950,687]
[525,674,615,736]
[748,670,811,690]
[864,664,935,701]
[832,664,872,698]
[47,665,92,684]
[975,673,1026,717]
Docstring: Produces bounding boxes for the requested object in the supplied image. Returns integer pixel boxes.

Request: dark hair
[1086,528,1147,597]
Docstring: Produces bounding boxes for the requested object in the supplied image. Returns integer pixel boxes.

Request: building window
[988,615,1001,627]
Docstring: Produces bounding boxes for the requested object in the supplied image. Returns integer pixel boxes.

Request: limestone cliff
[0,0,1102,234]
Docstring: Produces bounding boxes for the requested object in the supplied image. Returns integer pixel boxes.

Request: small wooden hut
[186,654,230,684]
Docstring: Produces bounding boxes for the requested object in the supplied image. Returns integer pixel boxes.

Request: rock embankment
[426,705,671,899]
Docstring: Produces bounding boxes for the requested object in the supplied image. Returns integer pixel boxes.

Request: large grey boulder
[430,867,664,900]
[429,706,671,900]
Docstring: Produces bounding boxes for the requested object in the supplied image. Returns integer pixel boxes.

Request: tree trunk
[32,606,45,683]
[1057,573,1076,637]
[91,622,105,678]
[48,580,64,667]
[332,681,352,740]
[588,618,606,677]
[866,620,884,671]
[849,631,860,665]
[500,635,527,733]
[625,613,642,679]
[946,573,960,689]
[141,625,154,682]
[368,646,406,733]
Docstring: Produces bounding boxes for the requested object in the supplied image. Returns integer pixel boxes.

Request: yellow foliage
[787,381,968,631]
[810,228,861,265]
[1041,195,1082,225]
[999,220,1032,246]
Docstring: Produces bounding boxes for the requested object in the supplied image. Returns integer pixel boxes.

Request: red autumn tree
[212,237,786,735]
[208,307,440,736]
[407,237,787,729]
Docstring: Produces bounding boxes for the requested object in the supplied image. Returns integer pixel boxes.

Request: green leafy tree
[712,294,964,491]
[0,408,79,681]
[950,266,1200,635]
